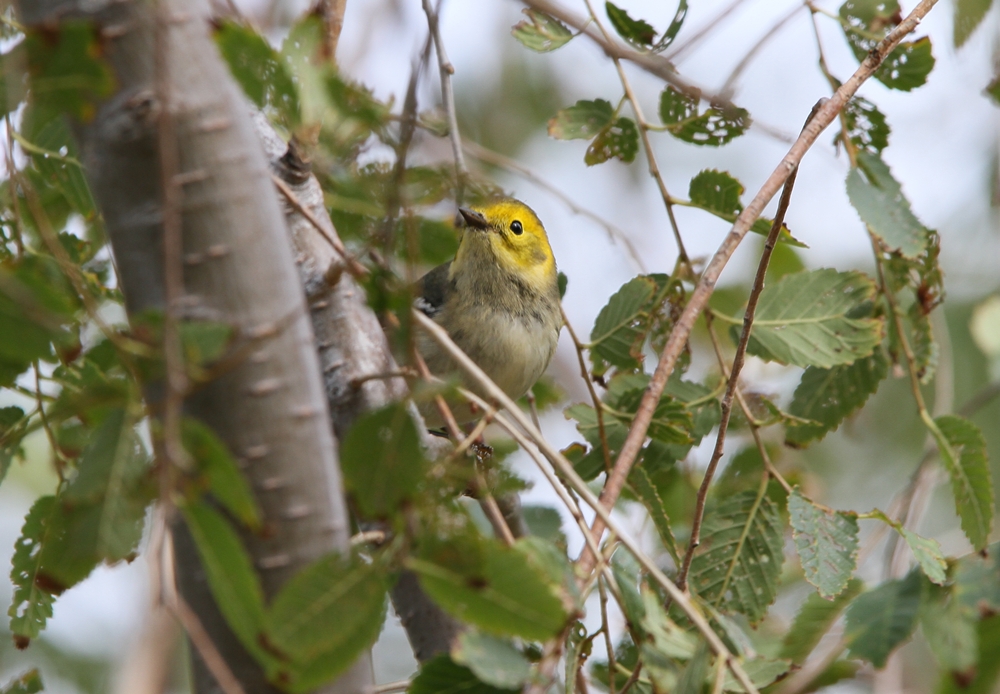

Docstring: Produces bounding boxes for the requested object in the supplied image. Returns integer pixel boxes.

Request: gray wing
[414,262,453,318]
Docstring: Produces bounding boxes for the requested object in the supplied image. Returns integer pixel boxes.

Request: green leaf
[921,585,978,673]
[451,631,531,689]
[628,465,680,564]
[675,641,709,694]
[0,44,28,116]
[933,415,994,551]
[845,570,923,668]
[936,616,1000,694]
[265,552,387,692]
[785,350,889,446]
[408,655,518,694]
[62,407,150,562]
[179,320,234,371]
[640,584,698,661]
[0,670,43,694]
[0,405,26,485]
[721,656,792,692]
[8,497,58,646]
[182,418,261,529]
[340,403,427,518]
[548,99,614,140]
[954,542,1000,616]
[839,0,935,91]
[606,2,656,47]
[24,22,116,120]
[180,500,269,664]
[987,73,1000,105]
[407,217,459,267]
[840,96,890,155]
[585,117,639,165]
[781,579,864,664]
[521,505,567,550]
[744,269,882,369]
[657,0,689,51]
[658,86,750,146]
[865,509,948,585]
[21,111,95,218]
[789,489,859,598]
[411,535,569,641]
[689,489,784,624]
[847,151,929,259]
[953,0,993,47]
[589,276,657,371]
[611,553,645,630]
[511,9,574,52]
[689,169,743,217]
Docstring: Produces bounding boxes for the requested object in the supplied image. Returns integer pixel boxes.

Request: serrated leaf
[954,0,992,47]
[548,99,613,140]
[640,584,698,660]
[511,9,574,52]
[656,0,689,51]
[629,465,680,564]
[340,403,427,518]
[786,350,889,446]
[411,535,569,641]
[954,542,1000,616]
[589,276,656,371]
[8,497,58,645]
[659,86,750,146]
[265,552,387,693]
[781,579,864,664]
[721,656,792,692]
[936,616,1000,694]
[606,2,656,47]
[789,489,859,598]
[585,117,639,165]
[452,631,531,689]
[933,415,994,551]
[611,553,645,629]
[675,641,709,694]
[0,670,43,694]
[845,570,923,668]
[689,169,743,217]
[866,509,948,585]
[847,151,929,258]
[922,585,978,673]
[841,97,890,154]
[180,500,269,665]
[689,489,784,624]
[839,0,935,91]
[745,269,882,368]
[408,655,518,694]
[182,418,260,530]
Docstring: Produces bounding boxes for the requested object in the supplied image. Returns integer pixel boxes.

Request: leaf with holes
[744,269,882,369]
[0,670,43,694]
[265,552,387,693]
[782,579,864,664]
[689,169,743,217]
[689,490,784,624]
[511,9,574,52]
[847,152,929,259]
[845,570,923,668]
[933,415,993,551]
[589,276,657,372]
[839,0,936,91]
[789,489,859,598]
[585,117,639,165]
[340,403,427,519]
[606,2,656,47]
[656,0,689,51]
[548,99,614,140]
[840,97,890,155]
[659,86,750,146]
[786,349,889,446]
[8,497,58,647]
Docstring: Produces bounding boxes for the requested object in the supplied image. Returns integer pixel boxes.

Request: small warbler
[415,198,562,425]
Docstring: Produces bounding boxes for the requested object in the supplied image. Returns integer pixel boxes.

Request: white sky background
[2,0,999,690]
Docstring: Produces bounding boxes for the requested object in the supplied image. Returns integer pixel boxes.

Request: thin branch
[421,0,468,195]
[563,307,612,472]
[462,139,646,271]
[665,0,749,62]
[598,576,617,694]
[167,594,248,694]
[719,3,805,99]
[367,681,411,694]
[317,0,347,61]
[674,106,807,589]
[575,0,941,577]
[412,311,760,694]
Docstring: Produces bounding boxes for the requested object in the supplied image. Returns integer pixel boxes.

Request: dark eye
[510,220,523,235]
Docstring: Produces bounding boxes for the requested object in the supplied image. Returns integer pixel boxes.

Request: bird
[414,197,562,426]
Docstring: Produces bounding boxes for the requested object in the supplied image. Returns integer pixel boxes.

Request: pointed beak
[458,207,489,231]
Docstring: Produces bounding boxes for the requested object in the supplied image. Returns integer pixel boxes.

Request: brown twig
[317,0,347,61]
[674,103,809,589]
[167,594,248,694]
[598,575,617,694]
[421,0,468,196]
[575,0,941,577]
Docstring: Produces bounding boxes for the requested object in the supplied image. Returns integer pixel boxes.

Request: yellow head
[452,198,556,292]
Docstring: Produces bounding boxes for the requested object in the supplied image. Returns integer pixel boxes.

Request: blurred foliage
[0,1,998,694]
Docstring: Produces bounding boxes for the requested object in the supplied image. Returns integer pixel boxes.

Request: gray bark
[17,0,371,691]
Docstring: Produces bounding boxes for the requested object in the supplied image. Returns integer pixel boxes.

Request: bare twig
[563,307,612,472]
[598,576,617,694]
[719,3,805,98]
[167,594,248,694]
[421,0,468,194]
[665,0,749,61]
[575,0,941,576]
[317,0,347,61]
[413,311,760,694]
[462,139,646,271]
